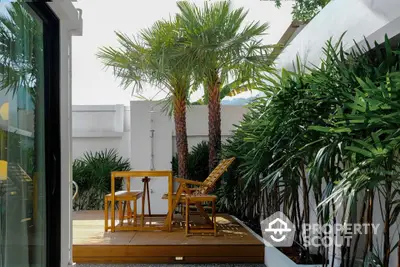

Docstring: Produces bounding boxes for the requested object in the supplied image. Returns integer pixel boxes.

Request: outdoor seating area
[73,157,252,264]
[104,170,174,232]
[104,157,235,236]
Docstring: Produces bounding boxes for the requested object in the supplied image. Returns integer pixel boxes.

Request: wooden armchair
[162,157,235,229]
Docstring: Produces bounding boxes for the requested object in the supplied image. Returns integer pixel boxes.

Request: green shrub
[220,35,400,265]
[73,149,130,210]
[172,141,209,181]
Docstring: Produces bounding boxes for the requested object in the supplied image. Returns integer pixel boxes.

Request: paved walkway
[77,264,265,267]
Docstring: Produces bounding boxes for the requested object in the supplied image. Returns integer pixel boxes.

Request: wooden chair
[162,157,235,233]
[104,190,143,232]
[185,194,217,236]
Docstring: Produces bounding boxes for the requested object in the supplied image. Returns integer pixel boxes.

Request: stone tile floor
[76,264,265,267]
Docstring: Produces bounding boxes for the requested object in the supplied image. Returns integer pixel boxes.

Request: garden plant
[219,35,400,266]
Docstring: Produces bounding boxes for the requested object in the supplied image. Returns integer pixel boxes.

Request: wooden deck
[73,210,264,264]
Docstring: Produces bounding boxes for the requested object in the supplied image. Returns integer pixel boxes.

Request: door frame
[27,2,61,267]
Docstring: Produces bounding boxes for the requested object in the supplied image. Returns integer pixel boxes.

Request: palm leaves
[98,2,274,177]
[176,0,272,171]
[97,18,192,178]
[274,0,331,22]
[0,2,42,98]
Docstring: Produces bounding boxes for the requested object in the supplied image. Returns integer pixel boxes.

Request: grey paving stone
[76,264,265,267]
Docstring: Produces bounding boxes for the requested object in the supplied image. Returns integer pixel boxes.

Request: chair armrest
[174,177,203,186]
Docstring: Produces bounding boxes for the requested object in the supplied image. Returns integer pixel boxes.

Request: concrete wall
[72,105,131,160]
[71,102,247,214]
[172,105,246,154]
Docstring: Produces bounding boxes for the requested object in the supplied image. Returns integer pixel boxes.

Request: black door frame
[27,2,61,267]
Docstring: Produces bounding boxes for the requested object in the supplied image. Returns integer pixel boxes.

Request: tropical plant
[0,2,42,99]
[72,149,130,210]
[172,141,209,181]
[220,34,400,266]
[97,18,192,179]
[274,0,331,22]
[176,1,273,173]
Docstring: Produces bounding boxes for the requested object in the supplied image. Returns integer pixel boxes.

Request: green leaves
[309,125,351,133]
[175,1,272,97]
[274,0,331,22]
[73,149,131,211]
[220,31,400,263]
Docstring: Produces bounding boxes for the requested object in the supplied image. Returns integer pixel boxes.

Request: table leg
[168,173,173,231]
[146,180,151,216]
[141,183,146,227]
[119,201,123,226]
[104,197,108,232]
[111,174,115,232]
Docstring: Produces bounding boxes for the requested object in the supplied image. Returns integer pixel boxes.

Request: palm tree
[176,1,272,172]
[97,19,192,178]
[0,2,42,101]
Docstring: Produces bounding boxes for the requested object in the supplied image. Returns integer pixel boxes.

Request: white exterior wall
[172,105,246,154]
[72,105,131,160]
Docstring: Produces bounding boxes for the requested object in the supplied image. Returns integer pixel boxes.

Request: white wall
[128,101,246,214]
[172,105,246,154]
[72,105,131,160]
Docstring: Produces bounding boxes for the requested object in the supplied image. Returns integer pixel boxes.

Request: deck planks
[72,210,264,264]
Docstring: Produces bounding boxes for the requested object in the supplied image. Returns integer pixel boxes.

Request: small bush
[172,141,209,181]
[73,149,130,210]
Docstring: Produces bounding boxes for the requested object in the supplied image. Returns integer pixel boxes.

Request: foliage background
[172,141,210,181]
[217,35,400,265]
[73,149,130,210]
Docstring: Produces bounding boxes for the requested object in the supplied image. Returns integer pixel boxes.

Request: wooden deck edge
[73,214,265,264]
[73,244,264,257]
[73,256,264,264]
[230,215,266,244]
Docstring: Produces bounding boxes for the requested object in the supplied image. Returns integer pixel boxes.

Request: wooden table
[110,170,173,232]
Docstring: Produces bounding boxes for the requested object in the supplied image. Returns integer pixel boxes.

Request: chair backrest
[195,157,235,195]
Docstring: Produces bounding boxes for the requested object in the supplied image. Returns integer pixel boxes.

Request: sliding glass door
[0,2,60,267]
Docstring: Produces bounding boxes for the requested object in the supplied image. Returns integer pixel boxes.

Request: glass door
[0,2,60,267]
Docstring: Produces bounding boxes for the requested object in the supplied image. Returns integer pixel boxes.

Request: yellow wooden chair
[162,157,235,233]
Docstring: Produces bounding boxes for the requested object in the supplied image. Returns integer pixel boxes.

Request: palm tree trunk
[173,97,189,179]
[207,81,221,173]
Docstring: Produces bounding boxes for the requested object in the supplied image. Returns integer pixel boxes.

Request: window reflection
[0,3,45,267]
